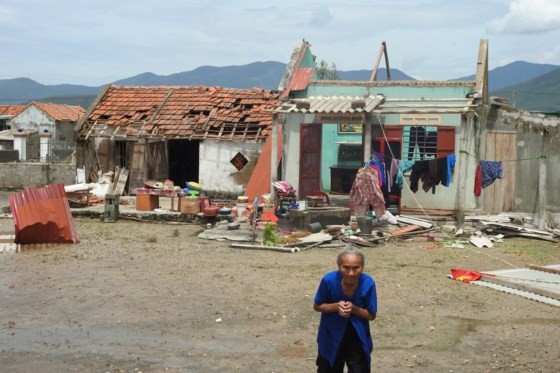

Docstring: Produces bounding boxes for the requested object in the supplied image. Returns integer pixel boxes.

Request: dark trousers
[408,126,426,160]
[316,323,370,373]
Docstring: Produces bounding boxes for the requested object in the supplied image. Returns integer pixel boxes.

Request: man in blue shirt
[314,245,377,372]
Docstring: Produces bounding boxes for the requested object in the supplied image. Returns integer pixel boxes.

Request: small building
[75,85,280,196]
[0,105,25,152]
[8,102,85,162]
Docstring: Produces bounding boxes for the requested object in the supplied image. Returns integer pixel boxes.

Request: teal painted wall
[321,123,362,191]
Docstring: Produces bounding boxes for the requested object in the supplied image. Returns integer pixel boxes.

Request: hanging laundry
[409,158,448,194]
[474,163,483,196]
[474,160,503,196]
[480,160,502,188]
[424,131,437,158]
[349,166,386,217]
[389,158,399,191]
[408,126,426,160]
[444,154,456,187]
[395,159,415,190]
[369,160,385,186]
[409,160,430,193]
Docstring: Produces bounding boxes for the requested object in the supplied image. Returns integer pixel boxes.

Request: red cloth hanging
[473,164,482,196]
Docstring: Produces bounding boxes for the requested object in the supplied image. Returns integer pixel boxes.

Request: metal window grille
[402,125,438,161]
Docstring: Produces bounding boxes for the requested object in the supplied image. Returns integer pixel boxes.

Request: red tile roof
[0,105,26,116]
[81,85,280,141]
[30,102,85,122]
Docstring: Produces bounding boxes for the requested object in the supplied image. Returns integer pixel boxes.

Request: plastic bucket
[236,203,247,217]
[308,222,322,233]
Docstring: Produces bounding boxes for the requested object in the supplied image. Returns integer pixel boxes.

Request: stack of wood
[480,221,560,243]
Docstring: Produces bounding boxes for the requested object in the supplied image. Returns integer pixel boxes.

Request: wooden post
[270,113,279,204]
[537,131,549,229]
[457,112,474,230]
[363,113,371,164]
[144,138,149,182]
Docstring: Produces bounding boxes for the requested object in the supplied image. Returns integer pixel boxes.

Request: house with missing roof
[75,85,279,196]
[274,39,560,228]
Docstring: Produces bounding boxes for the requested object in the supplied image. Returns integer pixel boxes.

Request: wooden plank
[480,274,560,301]
[483,132,516,213]
[481,221,554,236]
[230,243,299,253]
[528,265,560,276]
[396,216,432,228]
[113,168,129,196]
[389,225,421,236]
[110,166,121,193]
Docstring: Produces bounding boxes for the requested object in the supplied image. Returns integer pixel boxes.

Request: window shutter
[436,126,455,158]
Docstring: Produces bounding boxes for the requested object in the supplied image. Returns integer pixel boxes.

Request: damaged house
[273,39,560,228]
[75,85,279,196]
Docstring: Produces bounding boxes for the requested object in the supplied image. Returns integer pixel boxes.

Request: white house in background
[8,102,85,162]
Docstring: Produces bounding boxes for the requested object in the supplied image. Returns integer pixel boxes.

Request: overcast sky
[1,0,560,86]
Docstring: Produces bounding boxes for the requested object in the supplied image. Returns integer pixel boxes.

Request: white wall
[199,140,263,195]
[9,106,55,132]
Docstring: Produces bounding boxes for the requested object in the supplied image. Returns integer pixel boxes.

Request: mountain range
[1,61,559,112]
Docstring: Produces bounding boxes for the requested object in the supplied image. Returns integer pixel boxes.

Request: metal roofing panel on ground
[471,265,560,307]
[8,184,79,244]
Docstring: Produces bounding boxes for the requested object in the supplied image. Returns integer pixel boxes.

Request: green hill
[491,67,560,112]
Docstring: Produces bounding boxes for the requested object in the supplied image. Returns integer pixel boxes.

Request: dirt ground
[1,205,560,372]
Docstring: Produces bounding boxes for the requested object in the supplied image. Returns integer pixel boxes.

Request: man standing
[314,246,377,372]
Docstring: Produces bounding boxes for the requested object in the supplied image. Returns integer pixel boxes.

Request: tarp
[9,184,79,244]
[450,268,483,282]
[244,127,283,201]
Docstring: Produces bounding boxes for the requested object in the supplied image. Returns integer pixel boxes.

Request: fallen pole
[230,243,300,253]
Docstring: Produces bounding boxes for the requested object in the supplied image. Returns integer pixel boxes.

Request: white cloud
[0,5,18,26]
[487,0,560,34]
[308,5,334,27]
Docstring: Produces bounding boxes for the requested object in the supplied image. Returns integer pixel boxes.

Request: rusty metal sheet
[9,184,79,244]
[280,68,314,98]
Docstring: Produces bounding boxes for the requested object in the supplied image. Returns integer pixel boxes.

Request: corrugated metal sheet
[8,184,79,244]
[471,265,560,307]
[280,67,314,98]
[277,95,384,114]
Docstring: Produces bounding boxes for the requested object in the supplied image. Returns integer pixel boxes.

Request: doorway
[168,139,200,188]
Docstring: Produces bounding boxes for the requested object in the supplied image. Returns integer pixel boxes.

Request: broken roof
[79,85,280,142]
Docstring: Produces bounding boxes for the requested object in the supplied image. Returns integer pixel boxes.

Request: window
[399,115,454,161]
[402,126,455,161]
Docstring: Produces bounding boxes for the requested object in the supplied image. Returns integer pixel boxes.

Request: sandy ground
[1,202,560,372]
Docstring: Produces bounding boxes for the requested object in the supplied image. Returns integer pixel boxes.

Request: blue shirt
[314,270,377,367]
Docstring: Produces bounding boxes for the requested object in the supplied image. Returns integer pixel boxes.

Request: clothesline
[459,150,546,162]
